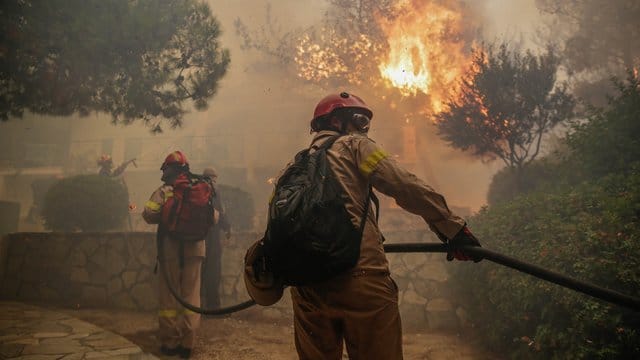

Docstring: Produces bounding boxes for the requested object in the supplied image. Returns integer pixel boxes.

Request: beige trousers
[157,255,204,349]
[291,274,403,360]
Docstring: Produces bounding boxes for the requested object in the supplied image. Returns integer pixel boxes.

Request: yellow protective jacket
[142,184,207,258]
[312,130,465,274]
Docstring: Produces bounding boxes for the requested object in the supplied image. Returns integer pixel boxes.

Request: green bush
[453,73,640,359]
[486,160,560,206]
[565,71,640,180]
[42,175,129,232]
[454,172,640,359]
[217,184,255,230]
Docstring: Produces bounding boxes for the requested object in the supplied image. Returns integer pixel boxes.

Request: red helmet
[161,151,189,170]
[311,92,373,127]
[97,154,112,166]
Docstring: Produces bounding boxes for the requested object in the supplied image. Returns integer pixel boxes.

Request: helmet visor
[335,108,371,133]
[351,113,371,133]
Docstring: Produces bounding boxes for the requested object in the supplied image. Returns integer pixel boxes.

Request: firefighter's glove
[447,226,483,262]
[225,230,232,240]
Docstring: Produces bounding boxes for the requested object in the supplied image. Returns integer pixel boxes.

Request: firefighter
[142,151,210,359]
[97,154,114,176]
[245,92,482,360]
[97,154,137,178]
[201,167,231,310]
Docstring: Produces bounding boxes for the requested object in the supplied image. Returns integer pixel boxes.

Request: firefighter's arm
[356,138,465,240]
[111,158,136,177]
[142,186,170,224]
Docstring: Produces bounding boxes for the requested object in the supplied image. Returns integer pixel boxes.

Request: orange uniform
[290,130,465,360]
[143,184,206,351]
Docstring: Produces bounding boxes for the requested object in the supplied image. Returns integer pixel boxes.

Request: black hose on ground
[157,233,640,314]
[383,243,640,312]
[157,232,256,316]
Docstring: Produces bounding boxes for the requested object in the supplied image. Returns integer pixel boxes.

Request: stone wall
[0,232,157,311]
[1,231,465,331]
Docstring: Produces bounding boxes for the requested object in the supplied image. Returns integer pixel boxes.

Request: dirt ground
[57,306,501,360]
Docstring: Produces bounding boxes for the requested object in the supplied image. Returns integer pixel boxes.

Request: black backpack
[263,135,373,286]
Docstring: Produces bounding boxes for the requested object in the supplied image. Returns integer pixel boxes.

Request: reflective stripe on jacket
[309,130,465,273]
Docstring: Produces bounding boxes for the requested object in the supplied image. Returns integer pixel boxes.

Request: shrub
[42,175,129,232]
[565,71,640,180]
[217,184,255,230]
[452,171,640,359]
[486,160,560,206]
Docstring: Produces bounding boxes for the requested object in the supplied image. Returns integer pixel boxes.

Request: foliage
[217,184,255,231]
[0,0,230,132]
[536,0,639,104]
[537,0,639,73]
[453,74,640,358]
[435,42,575,170]
[564,71,640,180]
[234,0,395,88]
[486,71,640,204]
[42,175,129,232]
[486,159,559,206]
[455,172,640,359]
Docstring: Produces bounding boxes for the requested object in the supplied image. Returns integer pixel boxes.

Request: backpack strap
[178,184,191,269]
[318,135,376,236]
[371,190,380,222]
[359,185,373,236]
[315,134,343,151]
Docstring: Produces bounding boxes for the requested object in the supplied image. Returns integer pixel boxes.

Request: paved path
[0,301,158,359]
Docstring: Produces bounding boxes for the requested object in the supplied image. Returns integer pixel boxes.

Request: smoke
[0,0,553,229]
[204,0,552,213]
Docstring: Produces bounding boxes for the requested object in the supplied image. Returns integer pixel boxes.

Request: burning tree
[235,0,476,111]
[435,43,575,178]
[235,0,482,188]
[0,0,230,132]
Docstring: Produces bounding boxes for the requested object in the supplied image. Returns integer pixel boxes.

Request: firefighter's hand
[447,226,483,262]
[225,230,231,240]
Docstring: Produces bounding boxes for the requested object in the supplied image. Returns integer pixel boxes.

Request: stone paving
[0,301,158,359]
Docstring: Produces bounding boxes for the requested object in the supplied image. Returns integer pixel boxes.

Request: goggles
[336,109,371,133]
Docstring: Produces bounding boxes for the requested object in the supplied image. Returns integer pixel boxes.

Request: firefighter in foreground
[143,151,217,359]
[245,92,482,359]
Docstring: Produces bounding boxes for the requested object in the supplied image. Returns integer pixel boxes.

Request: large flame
[292,1,474,114]
[379,35,431,96]
[378,0,471,112]
[294,31,379,85]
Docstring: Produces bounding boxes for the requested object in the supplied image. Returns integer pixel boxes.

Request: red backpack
[161,173,215,241]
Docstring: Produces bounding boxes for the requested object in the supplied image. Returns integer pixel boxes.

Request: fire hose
[159,239,640,315]
[384,243,640,312]
[157,233,256,315]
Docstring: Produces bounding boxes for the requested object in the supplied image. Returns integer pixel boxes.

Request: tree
[536,0,640,103]
[234,1,396,88]
[449,72,640,359]
[217,184,255,231]
[435,43,574,179]
[565,70,640,179]
[0,0,230,132]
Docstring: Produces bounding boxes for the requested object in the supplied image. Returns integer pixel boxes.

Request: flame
[378,0,472,112]
[291,0,474,115]
[379,35,431,96]
[294,31,378,85]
